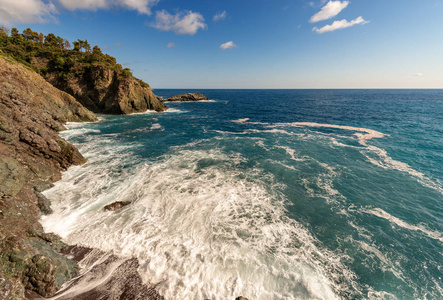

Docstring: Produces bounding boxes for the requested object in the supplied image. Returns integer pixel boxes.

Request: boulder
[104,201,132,211]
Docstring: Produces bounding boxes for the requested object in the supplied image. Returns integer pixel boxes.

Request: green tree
[10,28,20,37]
[10,28,23,44]
[92,45,102,57]
[0,26,10,36]
[23,28,38,41]
[72,39,91,52]
[44,33,58,48]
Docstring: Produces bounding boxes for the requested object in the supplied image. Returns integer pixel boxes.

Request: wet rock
[166,92,208,102]
[104,201,132,211]
[0,57,92,298]
[36,192,52,215]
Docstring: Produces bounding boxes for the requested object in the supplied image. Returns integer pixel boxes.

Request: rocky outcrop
[104,201,131,211]
[0,56,97,299]
[47,63,167,114]
[165,92,208,102]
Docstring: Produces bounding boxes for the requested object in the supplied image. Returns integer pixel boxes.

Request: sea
[41,89,443,300]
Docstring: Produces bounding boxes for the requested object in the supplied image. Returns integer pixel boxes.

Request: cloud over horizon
[0,0,57,25]
[220,41,236,50]
[313,16,368,33]
[151,10,207,35]
[213,11,227,22]
[310,0,349,23]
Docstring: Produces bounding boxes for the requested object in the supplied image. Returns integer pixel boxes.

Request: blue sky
[1,0,442,88]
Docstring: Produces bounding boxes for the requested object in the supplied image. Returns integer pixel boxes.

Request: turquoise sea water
[42,90,443,299]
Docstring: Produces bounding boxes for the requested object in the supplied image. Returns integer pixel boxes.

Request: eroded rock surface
[0,56,96,299]
[46,64,167,114]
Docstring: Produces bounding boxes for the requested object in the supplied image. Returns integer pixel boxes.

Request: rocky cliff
[46,63,167,114]
[0,28,167,115]
[0,56,97,299]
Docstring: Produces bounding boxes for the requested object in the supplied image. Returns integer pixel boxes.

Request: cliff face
[46,63,167,114]
[0,56,97,299]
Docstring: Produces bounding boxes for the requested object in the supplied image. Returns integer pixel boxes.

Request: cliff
[0,28,167,115]
[0,56,97,299]
[46,62,166,114]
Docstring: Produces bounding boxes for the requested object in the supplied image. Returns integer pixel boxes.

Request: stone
[104,201,132,211]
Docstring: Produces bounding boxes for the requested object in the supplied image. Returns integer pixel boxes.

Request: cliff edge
[0,56,97,299]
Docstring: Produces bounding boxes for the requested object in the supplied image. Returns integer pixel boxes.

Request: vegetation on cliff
[0,26,139,85]
[0,27,166,114]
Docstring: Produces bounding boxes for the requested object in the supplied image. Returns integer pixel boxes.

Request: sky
[0,0,442,89]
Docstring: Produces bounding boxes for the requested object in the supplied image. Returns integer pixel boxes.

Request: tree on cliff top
[0,27,140,84]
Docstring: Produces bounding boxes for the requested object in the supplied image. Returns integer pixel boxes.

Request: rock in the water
[166,93,208,102]
[235,297,249,300]
[104,201,132,211]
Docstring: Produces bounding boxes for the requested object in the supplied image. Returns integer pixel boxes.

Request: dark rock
[0,57,91,299]
[104,201,132,211]
[36,192,52,215]
[235,297,249,300]
[52,249,163,300]
[166,93,208,102]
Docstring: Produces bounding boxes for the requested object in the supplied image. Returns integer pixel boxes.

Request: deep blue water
[42,90,443,299]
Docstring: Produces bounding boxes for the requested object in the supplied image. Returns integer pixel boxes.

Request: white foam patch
[364,208,443,242]
[60,128,101,138]
[163,107,187,113]
[127,109,159,116]
[150,123,162,130]
[42,148,358,300]
[232,118,250,123]
[270,122,385,146]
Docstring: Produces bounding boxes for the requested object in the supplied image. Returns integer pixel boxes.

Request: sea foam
[42,135,357,299]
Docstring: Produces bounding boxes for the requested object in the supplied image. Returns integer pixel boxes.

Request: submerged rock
[104,201,132,211]
[165,92,208,102]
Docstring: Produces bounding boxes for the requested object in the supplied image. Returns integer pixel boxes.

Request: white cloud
[310,0,349,23]
[313,16,368,33]
[167,42,175,48]
[220,41,236,50]
[58,0,158,15]
[0,0,57,25]
[151,10,207,35]
[213,10,227,22]
[413,73,424,77]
